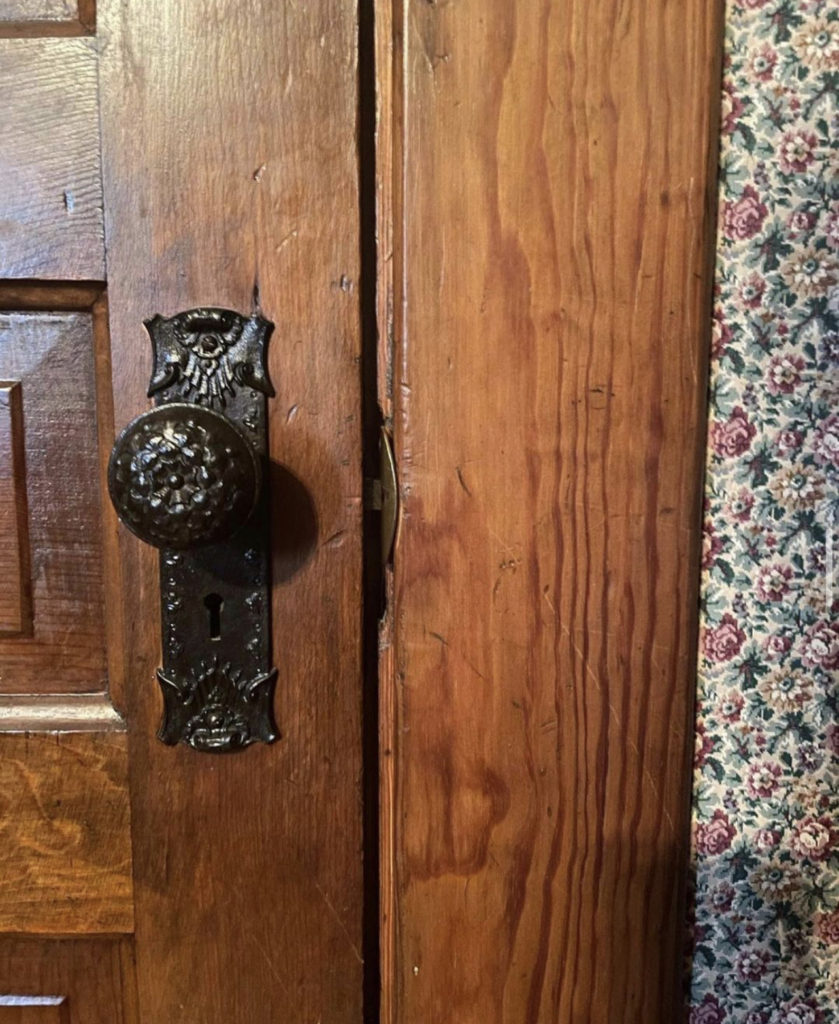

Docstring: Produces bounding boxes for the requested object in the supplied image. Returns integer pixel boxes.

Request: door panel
[379,1,722,1021]
[0,1,94,36]
[0,939,137,1023]
[0,732,132,935]
[0,39,102,279]
[0,313,107,692]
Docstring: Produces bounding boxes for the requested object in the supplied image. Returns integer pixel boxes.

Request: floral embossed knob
[108,403,261,549]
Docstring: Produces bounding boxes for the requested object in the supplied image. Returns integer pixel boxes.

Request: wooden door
[0,1,364,1021]
[1,0,724,1021]
[376,1,724,1023]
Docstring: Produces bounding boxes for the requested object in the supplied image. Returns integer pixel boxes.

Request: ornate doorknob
[107,402,261,550]
[106,307,278,753]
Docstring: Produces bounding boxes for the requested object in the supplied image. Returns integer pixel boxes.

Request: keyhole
[204,593,223,640]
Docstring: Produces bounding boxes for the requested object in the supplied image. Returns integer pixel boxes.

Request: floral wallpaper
[688,1,838,1022]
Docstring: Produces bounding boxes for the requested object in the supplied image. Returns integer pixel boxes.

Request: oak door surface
[0,2,363,1022]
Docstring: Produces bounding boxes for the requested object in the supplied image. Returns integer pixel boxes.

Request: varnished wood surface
[98,0,364,1019]
[0,40,102,277]
[0,732,133,935]
[0,383,31,636]
[382,1,723,1021]
[0,0,93,36]
[0,1001,68,1024]
[0,313,107,694]
[0,939,137,1024]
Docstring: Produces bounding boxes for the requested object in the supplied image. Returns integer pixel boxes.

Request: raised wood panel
[0,939,137,1024]
[0,0,76,15]
[0,383,31,637]
[98,0,364,1019]
[0,998,68,1024]
[0,39,103,278]
[0,313,107,695]
[384,1,723,1022]
[0,732,133,935]
[0,0,93,27]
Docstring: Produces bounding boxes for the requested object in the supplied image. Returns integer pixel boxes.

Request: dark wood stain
[97,0,364,1017]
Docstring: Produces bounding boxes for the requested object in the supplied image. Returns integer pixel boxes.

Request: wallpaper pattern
[688,2,838,1022]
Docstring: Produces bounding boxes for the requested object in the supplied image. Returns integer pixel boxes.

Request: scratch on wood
[313,880,363,964]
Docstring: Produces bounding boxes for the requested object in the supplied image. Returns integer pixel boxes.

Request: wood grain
[0,314,107,695]
[0,383,31,636]
[0,1000,68,1024]
[98,0,364,1019]
[0,0,93,33]
[0,732,132,934]
[382,1,723,1021]
[0,39,103,278]
[0,939,137,1024]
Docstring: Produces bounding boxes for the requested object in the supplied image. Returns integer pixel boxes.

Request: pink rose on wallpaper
[746,759,783,799]
[712,407,756,457]
[763,633,792,659]
[756,563,793,602]
[690,992,727,1024]
[720,81,745,136]
[695,810,737,855]
[775,429,804,456]
[739,271,766,307]
[735,948,770,982]
[826,722,839,756]
[790,816,833,861]
[800,620,839,669]
[787,208,817,234]
[711,309,733,358]
[723,185,768,241]
[813,414,839,466]
[694,722,715,767]
[754,828,781,850]
[773,1000,823,1024]
[704,614,746,663]
[778,129,819,175]
[815,908,839,944]
[825,205,839,249]
[767,353,806,394]
[702,521,724,569]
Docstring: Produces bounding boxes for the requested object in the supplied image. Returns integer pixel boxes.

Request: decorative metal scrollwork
[108,308,278,753]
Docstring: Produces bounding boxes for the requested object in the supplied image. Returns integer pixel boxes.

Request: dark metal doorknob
[108,402,261,550]
[107,307,278,753]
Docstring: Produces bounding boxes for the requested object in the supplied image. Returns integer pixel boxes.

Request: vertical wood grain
[0,383,31,637]
[98,0,364,1020]
[0,40,103,277]
[0,939,136,1024]
[0,1001,67,1024]
[383,1,723,1021]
